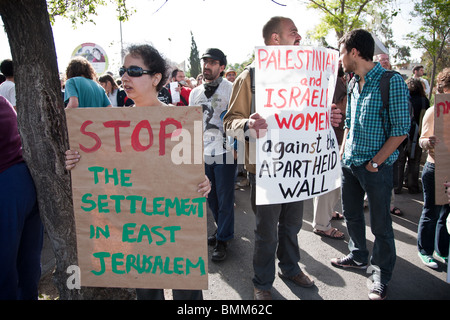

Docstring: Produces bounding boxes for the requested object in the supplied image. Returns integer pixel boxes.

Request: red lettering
[267,51,278,70]
[306,113,318,131]
[311,90,319,107]
[436,101,450,117]
[295,51,304,69]
[258,49,269,70]
[286,50,294,69]
[274,111,329,131]
[103,120,131,152]
[300,88,311,107]
[278,50,285,70]
[275,89,287,108]
[264,88,274,108]
[159,118,182,156]
[131,120,153,152]
[275,113,293,129]
[79,120,101,153]
[289,87,301,107]
[292,114,305,130]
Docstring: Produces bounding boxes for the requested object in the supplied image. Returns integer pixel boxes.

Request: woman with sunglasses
[65,44,211,300]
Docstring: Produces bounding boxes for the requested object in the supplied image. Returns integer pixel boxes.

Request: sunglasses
[119,66,154,77]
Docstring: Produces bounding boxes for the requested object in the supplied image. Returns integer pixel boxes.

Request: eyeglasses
[119,66,154,77]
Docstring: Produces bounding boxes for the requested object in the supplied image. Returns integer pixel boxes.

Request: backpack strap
[379,70,397,139]
[347,76,357,103]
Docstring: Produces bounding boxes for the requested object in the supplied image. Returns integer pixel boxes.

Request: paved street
[40,176,449,301]
[203,176,449,300]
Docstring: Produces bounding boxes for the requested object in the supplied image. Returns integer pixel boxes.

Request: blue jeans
[0,162,43,300]
[204,152,237,242]
[249,173,304,290]
[417,162,449,257]
[341,163,395,284]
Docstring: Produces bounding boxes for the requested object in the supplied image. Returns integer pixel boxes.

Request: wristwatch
[369,160,378,169]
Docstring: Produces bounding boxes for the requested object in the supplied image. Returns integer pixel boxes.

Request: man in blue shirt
[330,29,410,300]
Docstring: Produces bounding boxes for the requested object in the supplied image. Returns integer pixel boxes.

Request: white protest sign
[255,46,341,205]
[170,82,181,104]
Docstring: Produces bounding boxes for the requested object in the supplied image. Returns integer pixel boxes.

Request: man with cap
[189,48,236,262]
[225,68,237,83]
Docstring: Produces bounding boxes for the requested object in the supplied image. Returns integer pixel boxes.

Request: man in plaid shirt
[330,29,411,300]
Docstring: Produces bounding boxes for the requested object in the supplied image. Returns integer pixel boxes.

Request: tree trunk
[0,0,134,300]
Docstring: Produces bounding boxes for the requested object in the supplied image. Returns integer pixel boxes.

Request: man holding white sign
[224,16,342,300]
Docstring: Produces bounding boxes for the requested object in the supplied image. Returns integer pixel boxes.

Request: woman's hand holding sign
[65,149,80,171]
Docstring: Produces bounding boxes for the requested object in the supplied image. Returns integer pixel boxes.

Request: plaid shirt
[343,63,411,166]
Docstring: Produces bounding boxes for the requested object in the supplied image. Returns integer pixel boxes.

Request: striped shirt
[343,63,411,166]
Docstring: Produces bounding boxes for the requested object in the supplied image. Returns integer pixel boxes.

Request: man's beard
[203,69,217,81]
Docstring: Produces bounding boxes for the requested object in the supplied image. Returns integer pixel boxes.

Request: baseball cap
[201,48,227,66]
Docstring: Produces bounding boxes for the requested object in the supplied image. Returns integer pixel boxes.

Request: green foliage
[188,31,201,79]
[47,0,134,25]
[406,0,450,98]
[305,0,382,41]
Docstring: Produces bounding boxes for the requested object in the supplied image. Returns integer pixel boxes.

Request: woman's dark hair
[98,74,118,91]
[338,29,374,62]
[126,44,169,92]
[406,78,425,97]
[65,56,97,80]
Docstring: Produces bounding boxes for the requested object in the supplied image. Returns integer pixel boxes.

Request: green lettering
[111,252,125,274]
[164,225,181,242]
[165,197,180,216]
[104,168,119,185]
[126,195,142,213]
[173,257,184,274]
[142,255,153,273]
[152,256,164,274]
[88,166,104,184]
[126,253,139,273]
[137,224,153,244]
[110,195,125,213]
[151,226,166,245]
[163,257,173,274]
[90,224,110,239]
[186,257,206,275]
[178,198,191,216]
[91,252,110,276]
[191,197,206,218]
[120,169,132,187]
[81,193,96,212]
[152,197,166,216]
[122,223,137,243]
[98,194,109,213]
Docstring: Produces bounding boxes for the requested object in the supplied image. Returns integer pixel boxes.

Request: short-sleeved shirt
[0,80,16,106]
[343,63,411,166]
[64,76,111,108]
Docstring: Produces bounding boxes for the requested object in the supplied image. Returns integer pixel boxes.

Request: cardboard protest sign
[254,46,341,205]
[434,93,450,205]
[66,106,207,290]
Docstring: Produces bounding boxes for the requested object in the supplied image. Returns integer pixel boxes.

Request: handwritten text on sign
[66,106,207,290]
[255,46,341,205]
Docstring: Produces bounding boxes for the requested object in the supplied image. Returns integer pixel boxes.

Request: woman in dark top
[397,78,430,193]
